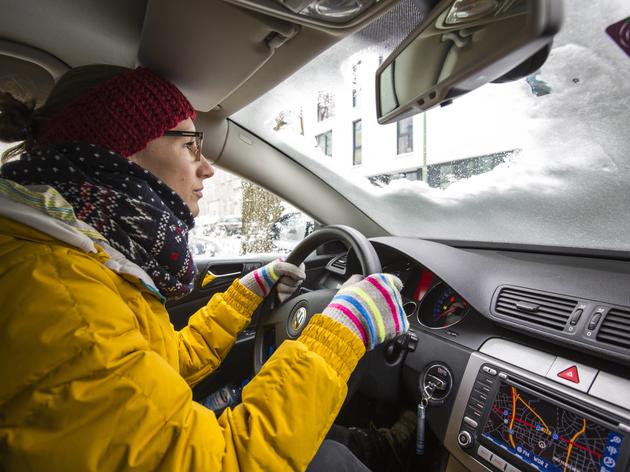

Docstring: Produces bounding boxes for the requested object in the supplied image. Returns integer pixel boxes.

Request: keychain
[416,381,436,456]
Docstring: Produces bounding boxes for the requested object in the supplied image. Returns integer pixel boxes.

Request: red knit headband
[36,67,196,157]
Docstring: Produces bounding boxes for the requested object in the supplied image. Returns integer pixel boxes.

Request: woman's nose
[199,154,214,179]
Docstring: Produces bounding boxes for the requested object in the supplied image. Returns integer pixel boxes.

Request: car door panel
[166,258,266,399]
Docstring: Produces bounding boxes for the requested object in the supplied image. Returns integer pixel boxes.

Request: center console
[446,343,630,472]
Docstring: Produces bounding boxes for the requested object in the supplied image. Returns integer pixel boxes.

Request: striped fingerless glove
[240,258,306,300]
[321,273,409,350]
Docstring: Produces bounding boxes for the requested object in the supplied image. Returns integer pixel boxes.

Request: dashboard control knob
[457,430,473,449]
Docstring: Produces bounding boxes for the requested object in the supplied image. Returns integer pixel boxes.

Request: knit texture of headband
[35,67,196,157]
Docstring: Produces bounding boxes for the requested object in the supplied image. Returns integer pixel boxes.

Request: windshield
[232,1,630,253]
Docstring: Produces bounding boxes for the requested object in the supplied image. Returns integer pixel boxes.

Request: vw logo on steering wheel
[288,304,308,337]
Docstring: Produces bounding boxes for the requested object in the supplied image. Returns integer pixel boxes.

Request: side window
[189,168,317,259]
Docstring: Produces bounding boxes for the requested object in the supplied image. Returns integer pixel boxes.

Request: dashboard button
[477,445,493,462]
[457,431,473,448]
[569,308,583,325]
[463,416,479,428]
[481,377,496,386]
[490,454,508,471]
[475,381,492,393]
[546,357,597,392]
[483,366,498,375]
[471,401,485,411]
[587,312,602,330]
[557,365,580,383]
[472,391,487,402]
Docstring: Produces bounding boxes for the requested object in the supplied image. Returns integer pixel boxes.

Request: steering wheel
[253,225,381,396]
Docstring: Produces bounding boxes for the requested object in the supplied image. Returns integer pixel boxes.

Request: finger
[277,282,296,293]
[276,283,298,302]
[340,274,364,289]
[385,274,404,302]
[275,261,306,280]
[372,273,402,291]
[389,274,403,291]
[278,275,301,288]
[277,271,305,285]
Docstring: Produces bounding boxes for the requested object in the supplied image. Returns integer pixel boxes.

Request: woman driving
[0,65,408,471]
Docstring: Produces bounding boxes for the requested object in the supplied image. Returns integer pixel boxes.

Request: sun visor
[138,0,299,111]
[195,111,229,164]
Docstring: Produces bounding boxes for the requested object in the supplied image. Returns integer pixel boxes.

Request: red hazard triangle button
[557,365,580,383]
[547,359,596,392]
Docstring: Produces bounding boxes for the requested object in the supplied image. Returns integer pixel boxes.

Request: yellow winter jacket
[0,211,365,469]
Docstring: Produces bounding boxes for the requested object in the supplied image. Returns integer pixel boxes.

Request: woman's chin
[187,201,199,218]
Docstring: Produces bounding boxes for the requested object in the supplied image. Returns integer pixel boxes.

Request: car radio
[456,364,630,472]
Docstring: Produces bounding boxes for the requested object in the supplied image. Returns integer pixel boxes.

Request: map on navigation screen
[482,383,624,472]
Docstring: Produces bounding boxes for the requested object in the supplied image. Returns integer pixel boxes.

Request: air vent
[494,287,577,331]
[597,308,630,350]
[327,254,347,274]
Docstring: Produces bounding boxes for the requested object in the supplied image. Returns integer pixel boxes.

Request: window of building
[351,61,361,108]
[315,130,333,157]
[317,92,334,122]
[353,120,362,166]
[397,117,413,154]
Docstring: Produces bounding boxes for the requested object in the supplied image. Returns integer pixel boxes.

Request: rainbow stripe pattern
[323,274,408,350]
[252,263,279,296]
[240,258,282,298]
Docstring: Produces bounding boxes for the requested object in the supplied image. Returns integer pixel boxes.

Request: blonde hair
[0,65,129,164]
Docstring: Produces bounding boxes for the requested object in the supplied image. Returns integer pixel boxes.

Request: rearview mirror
[376,0,562,124]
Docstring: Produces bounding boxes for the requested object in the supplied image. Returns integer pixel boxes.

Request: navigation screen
[482,383,624,472]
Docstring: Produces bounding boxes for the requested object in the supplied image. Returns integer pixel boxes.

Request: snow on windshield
[234,1,630,252]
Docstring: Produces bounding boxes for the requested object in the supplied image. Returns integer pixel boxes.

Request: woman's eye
[185,141,196,153]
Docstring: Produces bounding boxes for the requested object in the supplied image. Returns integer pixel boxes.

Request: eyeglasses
[163,130,204,161]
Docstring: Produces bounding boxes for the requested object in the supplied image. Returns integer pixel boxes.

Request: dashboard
[339,236,630,472]
[384,261,471,330]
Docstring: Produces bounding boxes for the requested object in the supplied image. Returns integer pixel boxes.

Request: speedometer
[417,282,469,329]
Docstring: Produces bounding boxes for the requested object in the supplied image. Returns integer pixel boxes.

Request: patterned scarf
[1,143,197,299]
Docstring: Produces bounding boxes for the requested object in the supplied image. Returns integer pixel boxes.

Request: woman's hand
[240,259,306,302]
[320,273,408,350]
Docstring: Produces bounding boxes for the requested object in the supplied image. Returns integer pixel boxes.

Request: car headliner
[0,0,436,120]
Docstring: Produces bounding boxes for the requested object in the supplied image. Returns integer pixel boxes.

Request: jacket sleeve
[217,315,365,471]
[1,249,365,471]
[177,280,261,385]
